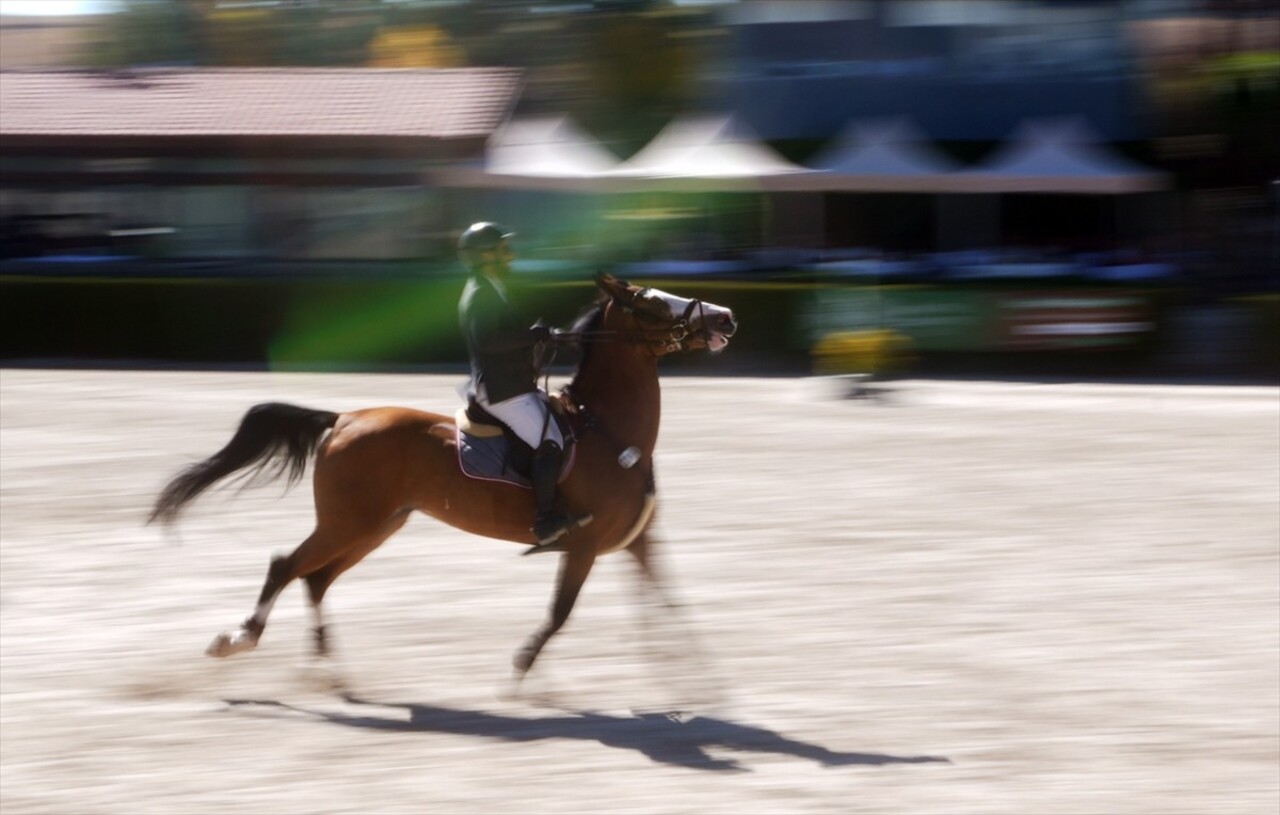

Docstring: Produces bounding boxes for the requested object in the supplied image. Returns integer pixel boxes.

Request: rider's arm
[465,287,539,354]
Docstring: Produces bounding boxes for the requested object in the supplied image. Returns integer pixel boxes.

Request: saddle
[454,393,577,489]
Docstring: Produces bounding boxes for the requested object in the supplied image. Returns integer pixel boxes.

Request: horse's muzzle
[703,311,737,353]
[716,313,738,338]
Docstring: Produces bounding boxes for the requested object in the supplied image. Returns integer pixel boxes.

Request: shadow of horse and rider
[222,694,950,773]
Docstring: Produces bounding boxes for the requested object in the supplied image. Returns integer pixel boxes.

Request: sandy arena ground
[1,368,1277,815]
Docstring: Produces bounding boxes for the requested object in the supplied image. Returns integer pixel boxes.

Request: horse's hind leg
[207,549,298,658]
[207,510,409,659]
[206,526,355,658]
[303,511,409,659]
[304,563,341,659]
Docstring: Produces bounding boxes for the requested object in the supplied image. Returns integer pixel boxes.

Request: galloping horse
[150,274,737,678]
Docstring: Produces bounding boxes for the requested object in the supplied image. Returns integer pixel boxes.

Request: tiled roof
[0,68,523,138]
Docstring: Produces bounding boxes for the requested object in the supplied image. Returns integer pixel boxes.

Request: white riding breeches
[477,388,564,450]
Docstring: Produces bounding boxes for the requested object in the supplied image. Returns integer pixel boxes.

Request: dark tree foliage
[87,0,717,146]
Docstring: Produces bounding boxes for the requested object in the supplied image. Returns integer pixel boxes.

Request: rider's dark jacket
[458,273,537,403]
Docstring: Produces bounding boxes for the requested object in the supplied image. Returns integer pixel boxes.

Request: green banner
[803,286,1160,352]
[801,287,998,352]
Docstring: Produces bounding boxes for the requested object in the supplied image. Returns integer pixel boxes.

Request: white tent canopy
[800,117,962,192]
[608,114,816,191]
[953,117,1169,194]
[432,114,1168,197]
[432,115,620,192]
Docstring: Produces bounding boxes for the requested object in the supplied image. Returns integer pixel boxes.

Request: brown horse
[150,274,737,678]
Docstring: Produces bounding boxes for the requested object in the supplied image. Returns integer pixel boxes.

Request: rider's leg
[477,390,564,450]
[528,438,572,543]
[478,391,574,543]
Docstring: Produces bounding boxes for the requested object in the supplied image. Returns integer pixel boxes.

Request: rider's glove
[529,321,554,343]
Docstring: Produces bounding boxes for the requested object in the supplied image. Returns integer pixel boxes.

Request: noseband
[627,289,707,354]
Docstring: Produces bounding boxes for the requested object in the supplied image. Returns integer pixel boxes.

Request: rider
[456,221,577,545]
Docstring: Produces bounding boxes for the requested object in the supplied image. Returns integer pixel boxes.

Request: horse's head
[595,273,737,356]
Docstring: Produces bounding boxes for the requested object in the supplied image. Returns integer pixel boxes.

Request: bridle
[557,287,712,356]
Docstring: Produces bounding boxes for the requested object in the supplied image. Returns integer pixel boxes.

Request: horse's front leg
[513,546,597,678]
[626,529,687,653]
[627,527,668,602]
[627,529,727,710]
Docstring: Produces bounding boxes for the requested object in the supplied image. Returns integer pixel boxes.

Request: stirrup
[532,512,573,545]
[526,512,594,555]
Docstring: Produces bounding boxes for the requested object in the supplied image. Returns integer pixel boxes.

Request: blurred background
[0,0,1276,379]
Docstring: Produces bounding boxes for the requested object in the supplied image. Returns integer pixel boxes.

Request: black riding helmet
[458,221,515,269]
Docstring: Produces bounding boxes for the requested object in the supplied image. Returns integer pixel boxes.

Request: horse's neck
[570,341,661,453]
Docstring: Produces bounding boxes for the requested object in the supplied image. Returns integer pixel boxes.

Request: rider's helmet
[457,222,515,270]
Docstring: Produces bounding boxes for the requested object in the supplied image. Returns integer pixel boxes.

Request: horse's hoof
[303,661,348,693]
[496,674,524,701]
[206,628,257,658]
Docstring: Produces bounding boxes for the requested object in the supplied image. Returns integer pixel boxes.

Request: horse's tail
[149,402,340,526]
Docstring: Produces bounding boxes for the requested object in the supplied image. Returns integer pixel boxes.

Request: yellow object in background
[811,329,915,377]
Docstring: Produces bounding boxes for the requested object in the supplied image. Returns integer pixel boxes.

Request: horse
[150,273,738,679]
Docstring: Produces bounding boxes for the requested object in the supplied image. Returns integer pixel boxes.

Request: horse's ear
[595,271,629,292]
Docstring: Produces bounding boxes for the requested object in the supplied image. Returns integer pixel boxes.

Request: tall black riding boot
[530,440,572,544]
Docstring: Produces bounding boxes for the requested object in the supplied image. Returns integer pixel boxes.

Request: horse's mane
[564,291,608,372]
[569,293,606,335]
